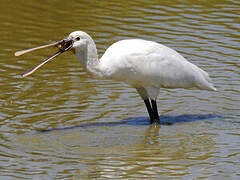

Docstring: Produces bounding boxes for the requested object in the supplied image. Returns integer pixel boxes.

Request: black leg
[144,99,155,124]
[151,100,160,124]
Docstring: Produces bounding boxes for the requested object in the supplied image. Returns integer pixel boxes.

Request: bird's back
[99,39,216,91]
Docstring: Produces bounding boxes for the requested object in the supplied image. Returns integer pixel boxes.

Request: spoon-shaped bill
[21,50,63,77]
[14,41,60,57]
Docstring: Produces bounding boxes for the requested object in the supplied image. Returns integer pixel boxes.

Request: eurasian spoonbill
[15,31,216,124]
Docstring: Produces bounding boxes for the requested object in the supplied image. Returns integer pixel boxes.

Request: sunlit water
[0,0,240,179]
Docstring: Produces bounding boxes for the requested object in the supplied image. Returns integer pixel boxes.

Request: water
[1,0,240,179]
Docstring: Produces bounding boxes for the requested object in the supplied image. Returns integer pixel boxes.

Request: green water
[0,0,240,179]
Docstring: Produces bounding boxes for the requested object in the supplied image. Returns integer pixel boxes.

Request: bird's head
[68,31,98,65]
[15,31,96,77]
[69,31,92,52]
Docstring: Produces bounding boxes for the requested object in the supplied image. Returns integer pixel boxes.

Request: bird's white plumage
[99,39,215,93]
[70,31,216,100]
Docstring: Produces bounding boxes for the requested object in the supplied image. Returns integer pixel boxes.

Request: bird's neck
[75,40,103,77]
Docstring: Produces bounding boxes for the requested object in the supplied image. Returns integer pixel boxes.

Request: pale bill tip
[14,51,22,57]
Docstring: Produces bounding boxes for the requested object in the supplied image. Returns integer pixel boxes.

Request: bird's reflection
[37,114,220,133]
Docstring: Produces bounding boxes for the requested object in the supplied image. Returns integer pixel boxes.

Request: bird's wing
[100,39,216,91]
[127,43,215,90]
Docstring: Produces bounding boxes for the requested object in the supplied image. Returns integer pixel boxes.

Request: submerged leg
[136,88,155,124]
[136,87,160,124]
[151,100,160,124]
[144,99,155,124]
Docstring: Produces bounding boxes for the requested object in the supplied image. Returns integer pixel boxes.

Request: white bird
[15,31,216,124]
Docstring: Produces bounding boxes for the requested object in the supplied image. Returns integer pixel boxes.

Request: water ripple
[0,0,240,179]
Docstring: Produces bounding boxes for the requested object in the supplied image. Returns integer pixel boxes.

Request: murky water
[1,0,240,179]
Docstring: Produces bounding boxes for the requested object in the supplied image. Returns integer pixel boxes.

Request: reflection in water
[37,114,220,133]
[0,0,240,179]
[12,121,216,179]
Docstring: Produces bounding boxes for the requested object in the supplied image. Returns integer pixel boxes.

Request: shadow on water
[37,114,220,133]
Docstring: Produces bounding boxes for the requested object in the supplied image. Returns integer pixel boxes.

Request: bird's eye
[75,37,81,41]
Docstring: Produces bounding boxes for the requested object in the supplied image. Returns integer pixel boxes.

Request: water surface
[0,0,240,179]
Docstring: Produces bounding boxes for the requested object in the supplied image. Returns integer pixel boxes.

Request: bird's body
[98,39,215,94]
[18,31,216,124]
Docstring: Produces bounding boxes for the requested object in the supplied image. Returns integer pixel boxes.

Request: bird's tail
[198,68,217,91]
